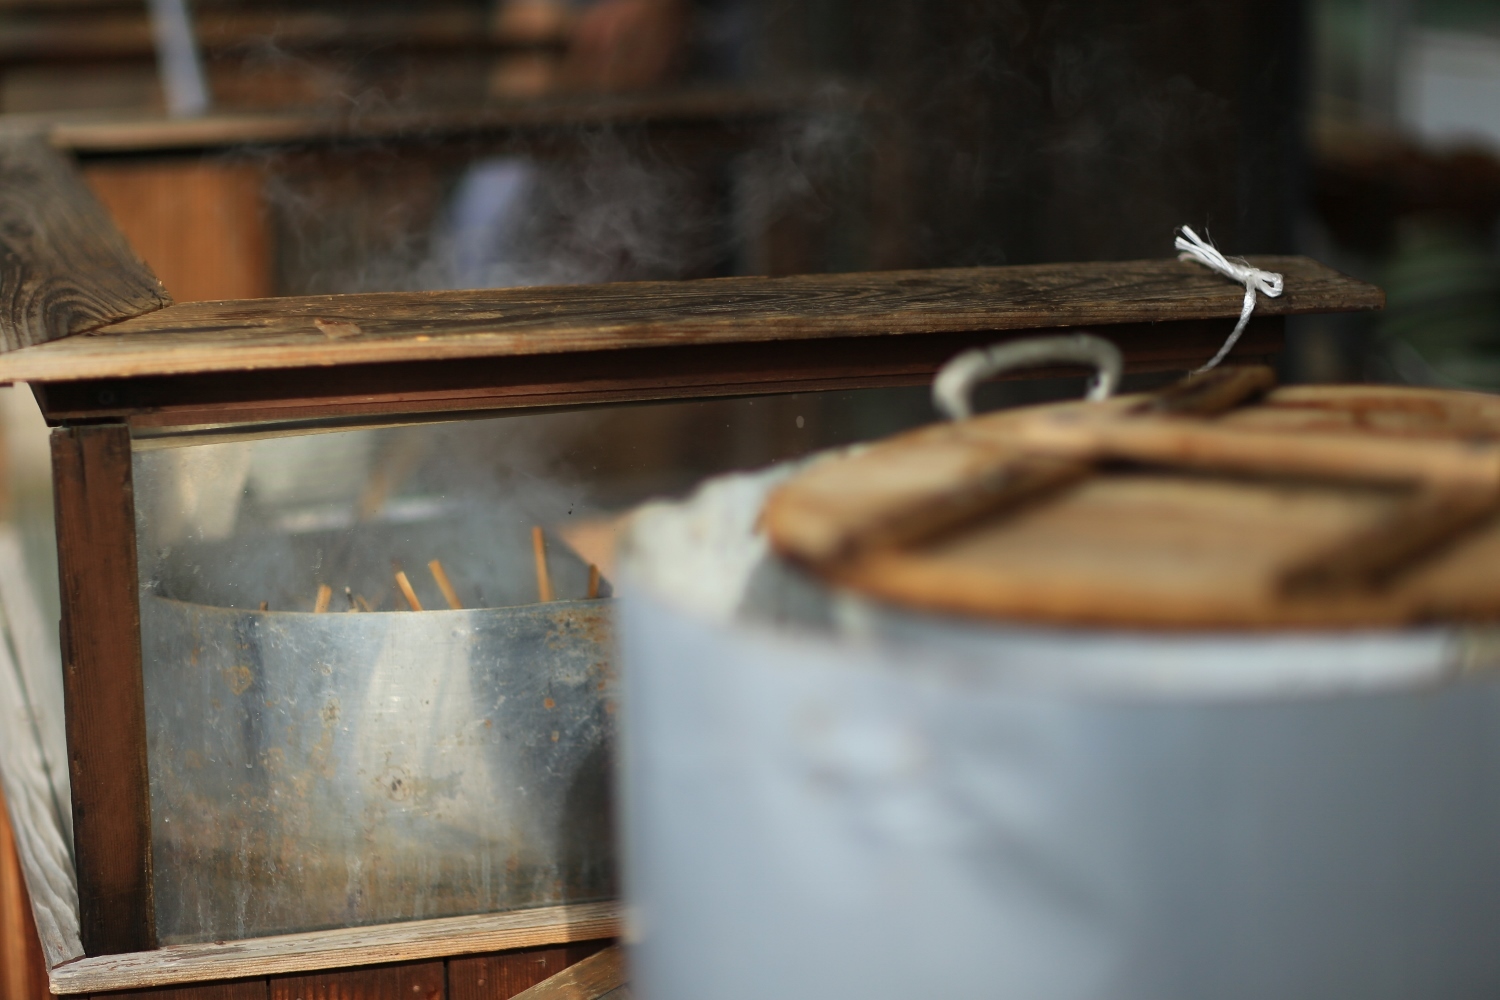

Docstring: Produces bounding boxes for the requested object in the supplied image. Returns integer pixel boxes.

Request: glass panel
[136,418,615,944]
[135,389,944,943]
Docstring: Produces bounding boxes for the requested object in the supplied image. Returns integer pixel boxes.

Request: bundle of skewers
[297,527,604,613]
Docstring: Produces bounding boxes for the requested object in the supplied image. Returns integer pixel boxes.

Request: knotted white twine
[1175,226,1284,373]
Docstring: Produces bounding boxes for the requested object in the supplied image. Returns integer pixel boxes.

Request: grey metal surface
[617,468,1500,1000]
[138,511,616,945]
[143,594,616,945]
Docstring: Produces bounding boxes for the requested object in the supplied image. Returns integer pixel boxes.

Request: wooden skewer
[258,601,268,612]
[313,584,332,614]
[355,594,374,613]
[428,559,463,610]
[394,570,423,611]
[533,526,554,603]
[587,563,601,600]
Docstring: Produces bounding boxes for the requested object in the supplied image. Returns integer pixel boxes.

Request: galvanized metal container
[617,468,1500,1000]
[139,512,617,945]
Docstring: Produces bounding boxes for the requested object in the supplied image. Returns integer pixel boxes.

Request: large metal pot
[617,468,1500,1000]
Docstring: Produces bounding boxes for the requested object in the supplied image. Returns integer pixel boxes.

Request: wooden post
[52,423,153,955]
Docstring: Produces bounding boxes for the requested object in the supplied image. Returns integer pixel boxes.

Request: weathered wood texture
[768,365,1276,563]
[111,982,267,1000]
[0,257,1376,385]
[509,947,622,1000]
[448,943,612,1000]
[51,903,621,995]
[33,318,1282,430]
[78,940,616,1000]
[769,383,1500,629]
[0,783,51,1000]
[83,162,272,303]
[0,135,169,352]
[270,962,443,1000]
[0,523,81,972]
[51,424,152,956]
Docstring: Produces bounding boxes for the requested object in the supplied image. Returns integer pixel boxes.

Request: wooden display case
[0,127,1381,1000]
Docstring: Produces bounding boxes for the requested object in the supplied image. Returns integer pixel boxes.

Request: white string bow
[1174,226,1284,373]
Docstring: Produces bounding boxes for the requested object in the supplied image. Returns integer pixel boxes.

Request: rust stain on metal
[222,665,254,696]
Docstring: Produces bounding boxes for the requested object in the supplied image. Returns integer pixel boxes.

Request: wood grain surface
[50,903,622,995]
[509,946,622,1000]
[115,980,268,1000]
[765,365,1277,564]
[768,383,1500,628]
[270,962,443,1000]
[32,320,1283,430]
[449,943,612,1000]
[0,134,169,352]
[0,524,82,971]
[1010,406,1500,490]
[0,257,1375,384]
[51,424,152,956]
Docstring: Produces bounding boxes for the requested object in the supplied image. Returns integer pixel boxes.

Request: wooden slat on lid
[0,256,1379,383]
[765,382,1500,629]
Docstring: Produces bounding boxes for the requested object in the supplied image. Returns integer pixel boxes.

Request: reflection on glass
[133,390,940,942]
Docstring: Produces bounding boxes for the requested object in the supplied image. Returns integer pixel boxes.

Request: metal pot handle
[932,333,1124,420]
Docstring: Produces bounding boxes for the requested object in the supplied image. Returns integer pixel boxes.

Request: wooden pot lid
[764,369,1500,629]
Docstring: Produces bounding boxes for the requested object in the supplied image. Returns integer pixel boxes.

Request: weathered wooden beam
[30,318,1283,430]
[0,133,170,352]
[52,423,153,957]
[0,256,1373,385]
[49,902,621,995]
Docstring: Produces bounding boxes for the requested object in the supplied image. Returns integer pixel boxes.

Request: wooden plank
[1010,407,1500,490]
[0,782,52,1000]
[270,962,442,1000]
[51,424,152,956]
[98,981,267,1000]
[832,474,1411,629]
[32,319,1284,430]
[1279,484,1500,596]
[83,161,272,303]
[448,943,612,1000]
[0,134,169,352]
[48,903,622,995]
[768,382,1500,629]
[0,524,82,970]
[41,89,807,155]
[0,257,1375,385]
[509,947,622,1000]
[766,366,1276,565]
